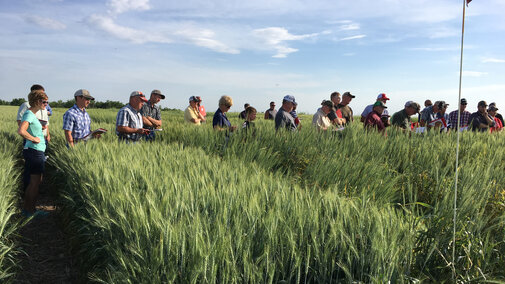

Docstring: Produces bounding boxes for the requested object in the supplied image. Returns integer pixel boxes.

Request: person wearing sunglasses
[213,95,237,132]
[116,91,150,142]
[17,84,51,152]
[17,90,50,218]
[62,89,97,147]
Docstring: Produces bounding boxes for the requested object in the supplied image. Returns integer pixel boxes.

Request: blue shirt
[63,105,91,140]
[116,104,143,141]
[46,104,53,116]
[212,108,231,128]
[22,110,46,152]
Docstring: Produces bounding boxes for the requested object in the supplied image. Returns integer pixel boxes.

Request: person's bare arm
[18,121,40,144]
[117,126,150,135]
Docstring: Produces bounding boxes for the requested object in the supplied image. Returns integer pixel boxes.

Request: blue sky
[1,0,504,114]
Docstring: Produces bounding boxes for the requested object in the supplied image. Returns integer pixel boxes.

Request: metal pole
[452,0,467,280]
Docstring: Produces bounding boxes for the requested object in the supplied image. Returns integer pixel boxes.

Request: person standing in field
[391,101,420,130]
[469,101,495,132]
[290,102,301,129]
[364,101,387,134]
[312,100,333,131]
[327,91,345,126]
[242,106,257,131]
[213,95,237,132]
[448,98,471,130]
[489,103,504,127]
[140,90,164,141]
[17,85,50,152]
[275,95,297,131]
[17,90,49,217]
[337,92,355,125]
[116,91,150,142]
[196,96,206,120]
[440,102,450,131]
[420,101,444,128]
[184,96,206,125]
[419,99,433,122]
[488,105,503,133]
[239,103,250,119]
[62,89,99,147]
[361,93,390,123]
[264,101,277,120]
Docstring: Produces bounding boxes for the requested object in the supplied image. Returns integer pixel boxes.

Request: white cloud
[462,71,488,77]
[25,16,66,30]
[340,23,360,31]
[252,27,318,58]
[175,28,240,54]
[482,57,505,63]
[340,35,366,41]
[107,0,150,15]
[411,46,459,52]
[87,14,171,44]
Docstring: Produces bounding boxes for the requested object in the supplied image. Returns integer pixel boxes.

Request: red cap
[377,93,390,100]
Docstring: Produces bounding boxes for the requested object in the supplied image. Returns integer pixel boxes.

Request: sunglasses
[40,100,49,104]
[80,96,92,101]
[226,105,232,108]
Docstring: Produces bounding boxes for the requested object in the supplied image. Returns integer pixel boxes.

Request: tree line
[0,98,179,111]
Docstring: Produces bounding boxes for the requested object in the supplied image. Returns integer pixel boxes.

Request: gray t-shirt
[275,107,297,131]
[140,102,161,130]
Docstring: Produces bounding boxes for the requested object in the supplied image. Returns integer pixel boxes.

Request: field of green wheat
[1,104,504,283]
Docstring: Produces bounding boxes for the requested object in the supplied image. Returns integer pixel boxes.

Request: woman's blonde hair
[219,95,233,107]
[28,90,48,107]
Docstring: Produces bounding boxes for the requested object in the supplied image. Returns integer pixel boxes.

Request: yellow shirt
[184,106,200,125]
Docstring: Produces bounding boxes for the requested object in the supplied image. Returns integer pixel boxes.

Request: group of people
[15,84,503,217]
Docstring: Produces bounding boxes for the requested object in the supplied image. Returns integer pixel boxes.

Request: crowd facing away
[15,84,503,217]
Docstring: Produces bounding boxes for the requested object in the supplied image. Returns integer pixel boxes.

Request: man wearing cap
[448,98,471,130]
[391,101,420,130]
[364,101,387,133]
[264,101,277,120]
[312,100,333,131]
[420,101,444,128]
[185,96,206,125]
[62,89,98,147]
[140,90,164,141]
[275,95,297,131]
[116,91,150,142]
[361,93,390,123]
[337,92,355,125]
[327,91,345,126]
[469,101,495,132]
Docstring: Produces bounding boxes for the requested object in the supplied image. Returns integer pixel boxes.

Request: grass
[1,105,504,282]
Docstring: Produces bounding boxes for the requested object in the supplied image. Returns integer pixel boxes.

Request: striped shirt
[62,105,91,140]
[116,104,143,141]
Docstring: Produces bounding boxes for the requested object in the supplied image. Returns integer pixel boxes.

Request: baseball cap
[283,95,296,104]
[74,89,95,100]
[270,101,276,105]
[321,100,333,108]
[189,96,201,102]
[343,91,355,98]
[130,91,148,102]
[405,101,421,112]
[489,102,497,107]
[377,93,389,100]
[151,89,165,99]
[478,100,488,107]
[488,105,499,111]
[460,98,468,105]
[373,101,387,108]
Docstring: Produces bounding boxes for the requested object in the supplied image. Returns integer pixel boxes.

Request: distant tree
[10,98,26,106]
[0,99,9,105]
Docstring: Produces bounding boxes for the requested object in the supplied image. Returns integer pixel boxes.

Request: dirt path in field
[15,173,78,283]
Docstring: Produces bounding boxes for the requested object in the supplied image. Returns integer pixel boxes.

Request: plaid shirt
[140,102,161,130]
[448,110,471,129]
[62,105,91,140]
[116,104,143,141]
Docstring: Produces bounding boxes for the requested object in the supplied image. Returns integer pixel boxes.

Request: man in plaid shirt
[116,91,150,142]
[63,89,96,147]
[448,98,471,130]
